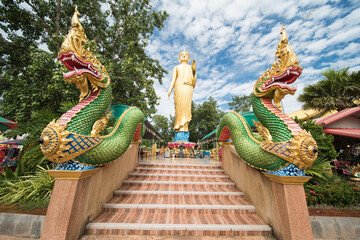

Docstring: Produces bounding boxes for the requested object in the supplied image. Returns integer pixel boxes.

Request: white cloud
[146,0,360,120]
[310,5,342,21]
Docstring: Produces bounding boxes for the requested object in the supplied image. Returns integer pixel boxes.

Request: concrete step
[85,161,272,237]
[129,173,229,178]
[118,183,239,192]
[80,235,275,240]
[114,190,245,198]
[85,223,272,236]
[137,162,221,169]
[135,167,224,171]
[107,194,250,205]
[126,174,233,183]
[134,167,225,173]
[102,203,256,215]
[122,179,236,186]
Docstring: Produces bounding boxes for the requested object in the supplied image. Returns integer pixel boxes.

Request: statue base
[167,141,196,158]
[174,131,189,142]
[167,141,196,149]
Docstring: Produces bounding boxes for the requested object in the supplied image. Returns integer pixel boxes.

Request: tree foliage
[298,68,360,112]
[150,114,172,143]
[228,94,252,113]
[4,101,75,173]
[0,0,168,122]
[151,98,224,143]
[294,117,338,161]
[294,117,338,182]
[189,97,224,143]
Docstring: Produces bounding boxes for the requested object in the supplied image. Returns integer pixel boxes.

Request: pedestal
[40,169,98,240]
[174,131,189,142]
[40,143,139,240]
[263,173,314,240]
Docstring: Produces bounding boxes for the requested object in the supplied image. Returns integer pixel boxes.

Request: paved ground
[0,237,36,240]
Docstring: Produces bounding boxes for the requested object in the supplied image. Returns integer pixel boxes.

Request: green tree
[189,97,224,143]
[169,114,175,141]
[0,0,168,122]
[4,101,77,173]
[151,114,172,142]
[298,68,360,112]
[295,118,338,161]
[228,94,252,113]
[294,117,338,181]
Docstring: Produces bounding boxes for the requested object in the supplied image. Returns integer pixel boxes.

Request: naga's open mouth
[262,66,302,92]
[58,52,102,79]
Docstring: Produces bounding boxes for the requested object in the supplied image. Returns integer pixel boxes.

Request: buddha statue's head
[178,49,190,63]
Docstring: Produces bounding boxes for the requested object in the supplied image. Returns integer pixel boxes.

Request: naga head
[253,25,302,110]
[58,6,110,102]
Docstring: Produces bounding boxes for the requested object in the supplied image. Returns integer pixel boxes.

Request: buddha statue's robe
[171,63,196,132]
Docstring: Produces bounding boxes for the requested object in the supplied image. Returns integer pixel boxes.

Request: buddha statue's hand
[183,82,193,86]
[192,60,196,75]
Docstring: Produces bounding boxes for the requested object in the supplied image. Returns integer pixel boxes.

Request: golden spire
[71,6,81,27]
[274,25,300,72]
[253,25,302,105]
[58,6,87,57]
[260,25,301,79]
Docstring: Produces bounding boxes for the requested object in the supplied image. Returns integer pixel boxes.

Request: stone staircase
[83,162,273,237]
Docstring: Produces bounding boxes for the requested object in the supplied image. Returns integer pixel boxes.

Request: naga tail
[216,111,287,171]
[75,107,145,166]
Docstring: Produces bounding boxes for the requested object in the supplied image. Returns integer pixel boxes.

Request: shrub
[305,156,333,182]
[0,166,54,210]
[304,181,360,207]
[294,117,338,182]
[294,117,338,161]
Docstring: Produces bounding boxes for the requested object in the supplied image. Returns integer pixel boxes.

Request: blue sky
[145,0,360,118]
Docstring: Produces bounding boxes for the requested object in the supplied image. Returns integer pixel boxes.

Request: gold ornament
[253,25,302,108]
[58,6,110,103]
[254,120,272,141]
[40,119,103,163]
[40,120,71,163]
[288,130,318,169]
[260,130,318,170]
[91,111,113,137]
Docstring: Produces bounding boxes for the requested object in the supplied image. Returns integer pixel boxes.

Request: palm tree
[298,68,360,112]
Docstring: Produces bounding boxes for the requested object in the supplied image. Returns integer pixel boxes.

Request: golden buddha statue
[168,50,196,141]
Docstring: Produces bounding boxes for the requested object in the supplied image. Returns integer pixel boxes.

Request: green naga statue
[217,26,318,176]
[39,7,145,170]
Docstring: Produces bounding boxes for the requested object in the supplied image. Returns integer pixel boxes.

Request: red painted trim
[316,106,360,126]
[218,126,231,142]
[1,122,17,129]
[58,90,100,126]
[133,123,142,140]
[0,118,17,124]
[324,128,360,139]
[261,98,302,134]
[0,117,17,129]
